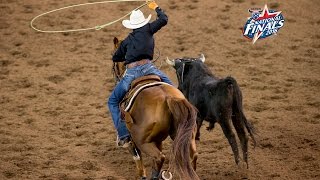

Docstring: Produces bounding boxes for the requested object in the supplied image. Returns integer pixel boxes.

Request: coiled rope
[30,0,147,33]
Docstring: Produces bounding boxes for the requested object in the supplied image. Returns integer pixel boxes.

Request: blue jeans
[107,62,173,140]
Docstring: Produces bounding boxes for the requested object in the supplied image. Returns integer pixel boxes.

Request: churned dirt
[1,0,319,179]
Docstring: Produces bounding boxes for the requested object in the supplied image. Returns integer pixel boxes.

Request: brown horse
[110,37,199,180]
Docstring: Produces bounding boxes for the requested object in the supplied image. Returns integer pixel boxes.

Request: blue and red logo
[243,4,285,44]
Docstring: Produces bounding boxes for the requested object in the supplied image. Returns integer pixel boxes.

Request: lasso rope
[30,0,147,33]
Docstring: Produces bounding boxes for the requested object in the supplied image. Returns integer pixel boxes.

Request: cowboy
[108,0,173,147]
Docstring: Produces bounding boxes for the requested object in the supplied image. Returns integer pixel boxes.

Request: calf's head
[166,54,206,84]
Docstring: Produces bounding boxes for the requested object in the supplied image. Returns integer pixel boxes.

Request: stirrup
[116,136,131,148]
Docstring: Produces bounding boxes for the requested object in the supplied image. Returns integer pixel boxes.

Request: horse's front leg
[128,142,146,179]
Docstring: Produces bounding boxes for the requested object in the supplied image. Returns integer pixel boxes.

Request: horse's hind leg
[219,115,240,165]
[140,142,165,179]
[128,143,146,178]
[231,114,249,168]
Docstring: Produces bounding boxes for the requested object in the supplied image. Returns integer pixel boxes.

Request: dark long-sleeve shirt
[112,7,168,65]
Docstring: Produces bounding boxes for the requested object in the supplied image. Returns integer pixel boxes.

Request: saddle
[120,75,165,112]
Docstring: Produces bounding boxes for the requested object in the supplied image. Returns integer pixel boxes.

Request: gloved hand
[146,0,158,10]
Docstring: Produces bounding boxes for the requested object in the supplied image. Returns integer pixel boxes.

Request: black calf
[166,54,256,168]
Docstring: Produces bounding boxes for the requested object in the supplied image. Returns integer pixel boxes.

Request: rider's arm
[112,40,126,62]
[149,7,168,34]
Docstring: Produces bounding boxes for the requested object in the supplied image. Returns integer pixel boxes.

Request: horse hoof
[161,170,172,180]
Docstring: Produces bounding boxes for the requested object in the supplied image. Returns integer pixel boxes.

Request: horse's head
[166,54,206,85]
[112,37,126,83]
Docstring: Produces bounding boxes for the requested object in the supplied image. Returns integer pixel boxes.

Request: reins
[112,63,123,84]
[30,0,147,33]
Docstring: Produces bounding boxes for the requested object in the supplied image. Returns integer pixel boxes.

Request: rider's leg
[143,64,173,85]
[108,67,139,143]
[108,80,130,141]
[157,71,173,85]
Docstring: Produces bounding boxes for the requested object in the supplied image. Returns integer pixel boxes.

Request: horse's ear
[113,37,119,45]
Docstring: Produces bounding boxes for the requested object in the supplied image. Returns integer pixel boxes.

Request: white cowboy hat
[122,10,151,29]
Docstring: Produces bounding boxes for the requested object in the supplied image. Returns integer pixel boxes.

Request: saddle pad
[121,82,171,112]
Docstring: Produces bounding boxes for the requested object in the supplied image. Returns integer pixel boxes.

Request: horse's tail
[166,97,199,180]
[225,77,257,147]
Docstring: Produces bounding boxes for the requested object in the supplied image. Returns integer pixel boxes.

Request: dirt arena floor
[1,0,319,179]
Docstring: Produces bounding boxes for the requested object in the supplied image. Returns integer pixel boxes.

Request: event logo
[243,4,285,44]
